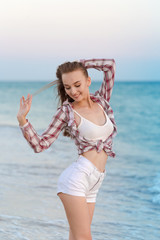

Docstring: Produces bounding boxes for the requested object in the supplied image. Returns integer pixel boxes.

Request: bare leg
[69,202,95,240]
[69,228,75,240]
[87,202,95,225]
[58,193,94,240]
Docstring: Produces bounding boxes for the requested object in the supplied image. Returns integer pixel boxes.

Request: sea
[0,80,160,240]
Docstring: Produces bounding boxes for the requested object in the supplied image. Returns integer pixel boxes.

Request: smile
[73,94,80,98]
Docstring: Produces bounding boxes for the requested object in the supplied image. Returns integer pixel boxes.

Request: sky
[0,0,160,81]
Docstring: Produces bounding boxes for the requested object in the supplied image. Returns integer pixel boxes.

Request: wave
[0,124,43,132]
[0,214,68,240]
[149,173,160,205]
[0,124,18,128]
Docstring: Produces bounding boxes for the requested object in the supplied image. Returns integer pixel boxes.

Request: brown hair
[56,61,88,105]
[56,61,88,137]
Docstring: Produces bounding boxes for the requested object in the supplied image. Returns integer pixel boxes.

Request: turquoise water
[0,81,160,240]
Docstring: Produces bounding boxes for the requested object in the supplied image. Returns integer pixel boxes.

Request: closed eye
[65,84,81,90]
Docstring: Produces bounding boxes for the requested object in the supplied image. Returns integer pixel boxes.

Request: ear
[87,76,91,87]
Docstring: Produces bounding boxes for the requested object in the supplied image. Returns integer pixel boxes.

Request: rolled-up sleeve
[80,58,116,102]
[20,107,67,153]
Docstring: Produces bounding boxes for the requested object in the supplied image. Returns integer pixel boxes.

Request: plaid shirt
[20,59,117,157]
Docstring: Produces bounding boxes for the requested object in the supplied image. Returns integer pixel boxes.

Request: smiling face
[62,69,91,102]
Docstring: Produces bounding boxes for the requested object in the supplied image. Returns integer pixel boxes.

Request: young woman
[17,58,117,240]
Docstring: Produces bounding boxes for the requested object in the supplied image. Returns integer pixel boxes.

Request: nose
[70,87,77,96]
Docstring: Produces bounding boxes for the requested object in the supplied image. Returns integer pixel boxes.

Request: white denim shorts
[57,155,106,202]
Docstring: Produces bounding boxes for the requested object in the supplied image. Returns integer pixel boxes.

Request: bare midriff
[82,149,108,173]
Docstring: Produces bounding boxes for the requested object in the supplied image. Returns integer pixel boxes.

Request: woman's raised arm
[80,58,115,102]
[17,96,67,153]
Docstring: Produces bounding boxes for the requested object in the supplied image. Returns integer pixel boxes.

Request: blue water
[0,81,160,240]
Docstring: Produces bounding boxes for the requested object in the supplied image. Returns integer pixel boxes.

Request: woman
[17,58,117,240]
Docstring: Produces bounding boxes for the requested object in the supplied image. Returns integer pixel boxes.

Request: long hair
[56,61,88,137]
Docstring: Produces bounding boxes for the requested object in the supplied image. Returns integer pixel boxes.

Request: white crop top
[73,104,114,141]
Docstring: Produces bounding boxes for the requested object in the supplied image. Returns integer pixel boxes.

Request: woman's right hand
[17,94,32,126]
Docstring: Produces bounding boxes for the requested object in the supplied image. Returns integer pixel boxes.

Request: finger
[22,96,25,104]
[27,93,30,99]
[20,97,23,107]
[24,94,30,104]
[25,94,29,102]
[29,94,32,105]
[23,96,29,105]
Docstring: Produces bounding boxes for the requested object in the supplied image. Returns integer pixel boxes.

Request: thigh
[87,202,95,224]
[69,202,95,239]
[58,193,92,239]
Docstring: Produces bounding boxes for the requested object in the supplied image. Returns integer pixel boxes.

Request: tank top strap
[97,103,104,112]
[72,108,82,119]
[97,103,108,118]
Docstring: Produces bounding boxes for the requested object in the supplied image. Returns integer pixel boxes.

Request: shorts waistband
[76,155,106,176]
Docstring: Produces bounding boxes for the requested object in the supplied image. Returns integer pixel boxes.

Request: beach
[0,81,160,240]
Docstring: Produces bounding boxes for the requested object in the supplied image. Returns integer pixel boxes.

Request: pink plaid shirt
[20,59,117,157]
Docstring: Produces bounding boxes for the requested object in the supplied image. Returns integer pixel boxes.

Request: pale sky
[0,0,160,81]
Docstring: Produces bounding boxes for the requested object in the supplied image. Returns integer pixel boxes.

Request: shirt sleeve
[80,58,116,102]
[20,107,67,153]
